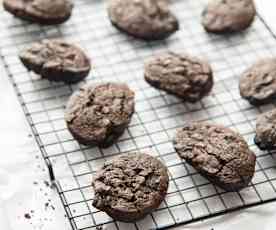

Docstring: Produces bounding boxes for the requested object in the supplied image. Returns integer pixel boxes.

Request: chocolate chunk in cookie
[19,39,90,84]
[3,0,73,25]
[107,0,179,40]
[144,52,213,102]
[92,152,169,222]
[239,58,276,105]
[255,109,276,150]
[65,83,135,147]
[174,122,256,191]
[202,0,256,33]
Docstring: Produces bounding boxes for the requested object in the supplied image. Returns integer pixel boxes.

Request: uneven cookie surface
[3,0,73,25]
[65,83,135,147]
[144,52,213,102]
[174,123,256,191]
[107,0,179,40]
[92,152,169,222]
[19,39,90,83]
[239,58,276,105]
[202,0,256,33]
[255,109,276,150]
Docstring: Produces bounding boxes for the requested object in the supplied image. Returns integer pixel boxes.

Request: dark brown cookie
[255,109,276,150]
[144,52,213,102]
[239,58,276,106]
[174,122,256,191]
[92,152,169,222]
[65,83,135,147]
[19,39,90,84]
[202,0,256,33]
[3,0,73,25]
[107,0,179,40]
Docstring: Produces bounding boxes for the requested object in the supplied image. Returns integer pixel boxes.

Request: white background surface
[0,1,276,230]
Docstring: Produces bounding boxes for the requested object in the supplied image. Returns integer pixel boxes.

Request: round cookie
[144,52,213,102]
[107,0,179,40]
[202,0,256,33]
[174,122,256,191]
[65,83,135,147]
[19,39,91,84]
[239,58,276,105]
[255,109,276,150]
[3,0,73,25]
[92,152,169,222]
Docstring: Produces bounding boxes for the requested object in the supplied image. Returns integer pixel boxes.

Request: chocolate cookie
[92,152,169,222]
[3,0,73,25]
[239,58,276,105]
[19,39,90,84]
[65,83,135,147]
[255,109,276,150]
[174,123,256,191]
[107,0,179,40]
[144,52,213,102]
[202,0,256,33]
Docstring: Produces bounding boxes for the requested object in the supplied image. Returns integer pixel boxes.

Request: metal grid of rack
[1,0,276,229]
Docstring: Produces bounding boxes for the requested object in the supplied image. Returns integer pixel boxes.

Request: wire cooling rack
[1,0,276,229]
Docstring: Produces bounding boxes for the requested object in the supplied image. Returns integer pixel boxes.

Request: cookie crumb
[24,213,31,219]
[44,180,50,187]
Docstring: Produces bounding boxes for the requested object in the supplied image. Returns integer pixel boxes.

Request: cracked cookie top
[107,0,179,40]
[65,83,135,146]
[202,0,256,33]
[255,109,276,150]
[144,52,213,102]
[19,39,91,83]
[92,152,169,222]
[174,122,256,191]
[239,58,276,105]
[3,0,73,25]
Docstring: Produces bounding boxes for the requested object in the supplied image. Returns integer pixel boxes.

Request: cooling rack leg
[46,159,56,183]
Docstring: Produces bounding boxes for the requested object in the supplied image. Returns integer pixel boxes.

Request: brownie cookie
[144,52,213,102]
[107,0,179,40]
[19,39,90,84]
[174,123,256,191]
[3,0,73,25]
[202,0,256,33]
[92,152,169,222]
[255,109,276,150]
[65,83,135,147]
[239,58,276,105]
